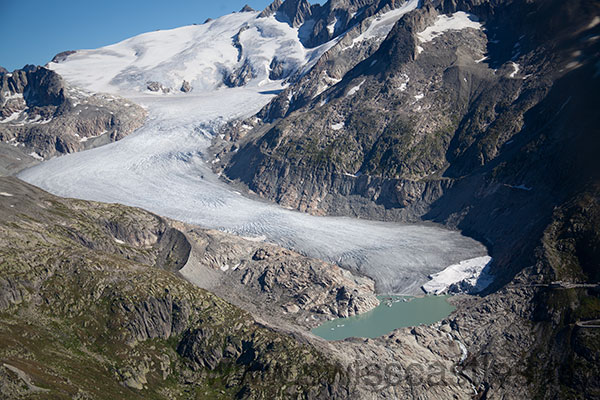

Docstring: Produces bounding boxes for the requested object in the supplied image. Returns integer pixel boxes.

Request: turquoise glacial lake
[311,295,455,341]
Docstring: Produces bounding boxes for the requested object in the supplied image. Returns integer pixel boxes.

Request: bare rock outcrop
[180,80,192,92]
[180,228,379,325]
[146,81,171,93]
[259,0,312,27]
[0,66,146,175]
[239,4,255,12]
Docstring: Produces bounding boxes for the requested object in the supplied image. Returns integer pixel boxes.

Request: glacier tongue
[20,6,491,295]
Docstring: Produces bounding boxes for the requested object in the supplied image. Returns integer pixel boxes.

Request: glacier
[18,6,489,294]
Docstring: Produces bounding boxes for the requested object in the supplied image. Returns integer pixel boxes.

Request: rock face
[214,0,600,398]
[276,0,313,27]
[180,80,192,92]
[224,59,256,87]
[179,228,379,325]
[240,4,255,12]
[0,177,353,399]
[51,50,76,63]
[258,0,283,18]
[147,80,171,93]
[0,66,146,175]
[257,0,399,46]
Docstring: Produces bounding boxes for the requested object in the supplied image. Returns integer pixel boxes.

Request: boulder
[180,80,192,93]
[146,81,163,92]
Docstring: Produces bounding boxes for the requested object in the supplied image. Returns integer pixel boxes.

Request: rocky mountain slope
[217,0,599,284]
[0,65,145,175]
[211,0,600,397]
[179,228,380,324]
[0,177,354,399]
[0,176,531,400]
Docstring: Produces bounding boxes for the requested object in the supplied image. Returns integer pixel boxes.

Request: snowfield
[49,11,317,93]
[19,4,489,294]
[351,0,420,47]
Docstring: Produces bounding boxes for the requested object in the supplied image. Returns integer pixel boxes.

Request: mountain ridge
[3,0,599,398]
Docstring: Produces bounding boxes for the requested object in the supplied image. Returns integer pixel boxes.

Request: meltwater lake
[312,295,455,341]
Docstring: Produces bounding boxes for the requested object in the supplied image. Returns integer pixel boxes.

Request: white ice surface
[346,79,365,96]
[509,62,520,78]
[46,11,323,94]
[19,8,489,295]
[0,111,22,124]
[20,88,487,294]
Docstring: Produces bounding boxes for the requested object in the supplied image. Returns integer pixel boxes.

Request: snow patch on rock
[509,62,520,78]
[354,0,420,45]
[29,152,44,161]
[0,111,22,124]
[417,12,482,43]
[346,79,365,96]
[331,122,345,130]
[422,256,493,295]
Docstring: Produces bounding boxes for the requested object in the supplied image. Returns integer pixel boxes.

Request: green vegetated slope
[0,177,348,399]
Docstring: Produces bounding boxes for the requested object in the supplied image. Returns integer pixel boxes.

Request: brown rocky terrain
[178,227,380,326]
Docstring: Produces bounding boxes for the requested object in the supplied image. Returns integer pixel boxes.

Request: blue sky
[0,0,275,71]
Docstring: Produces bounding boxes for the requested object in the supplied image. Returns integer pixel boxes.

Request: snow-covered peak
[48,11,327,94]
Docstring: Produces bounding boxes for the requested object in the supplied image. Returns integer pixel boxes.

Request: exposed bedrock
[217,0,600,290]
[0,65,146,175]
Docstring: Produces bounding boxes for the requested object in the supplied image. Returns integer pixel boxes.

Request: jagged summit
[239,4,255,12]
[258,0,313,27]
[257,0,283,18]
